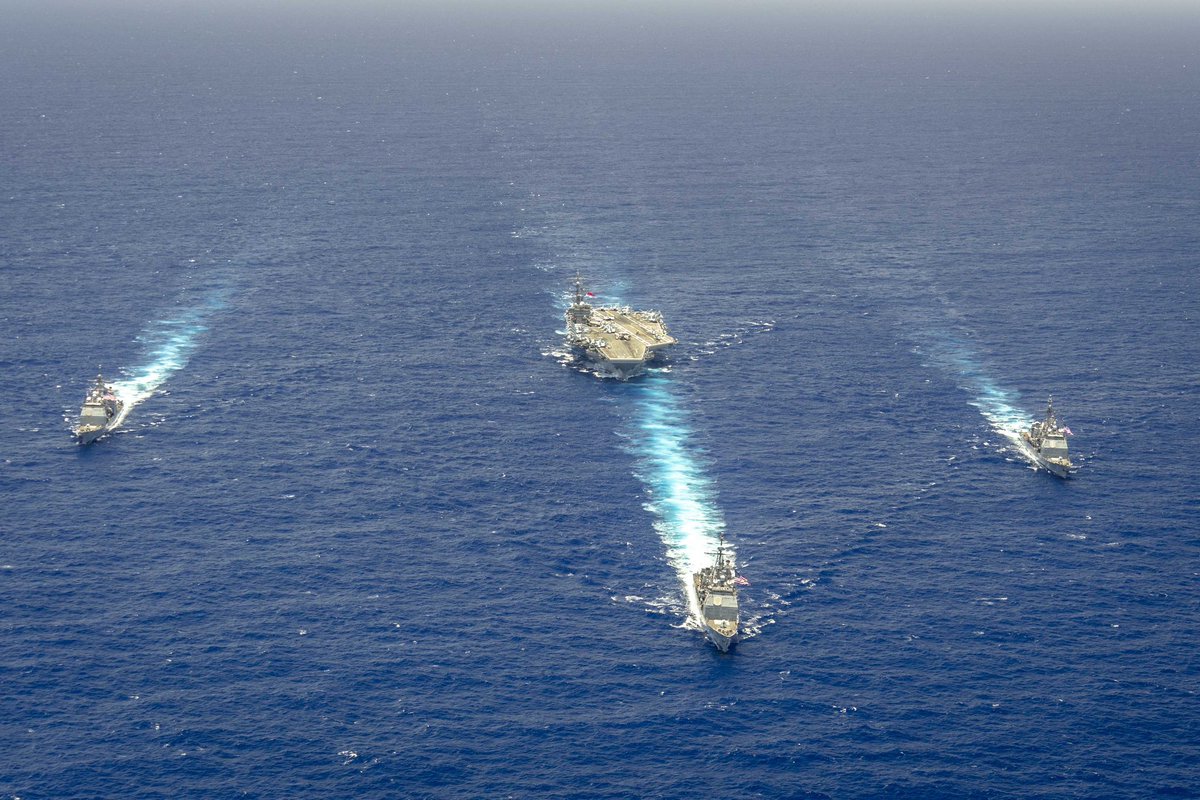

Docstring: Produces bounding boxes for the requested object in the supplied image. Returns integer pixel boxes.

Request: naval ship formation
[1020,396,1075,478]
[564,274,677,377]
[693,535,741,652]
[61,280,1084,655]
[75,373,124,444]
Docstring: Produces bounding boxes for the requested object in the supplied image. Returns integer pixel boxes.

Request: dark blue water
[3,4,1199,798]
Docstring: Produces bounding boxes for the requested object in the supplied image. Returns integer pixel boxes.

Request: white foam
[627,372,729,622]
[109,289,227,415]
[922,339,1033,448]
[547,276,734,624]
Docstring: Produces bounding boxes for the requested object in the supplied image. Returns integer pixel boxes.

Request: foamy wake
[626,371,729,625]
[109,289,228,416]
[918,338,1032,449]
[540,271,736,626]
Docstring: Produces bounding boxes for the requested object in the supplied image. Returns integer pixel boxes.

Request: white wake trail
[109,289,228,414]
[545,273,732,621]
[626,371,728,622]
[954,356,1030,447]
[918,336,1032,447]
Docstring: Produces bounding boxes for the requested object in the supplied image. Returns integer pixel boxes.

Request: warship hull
[76,427,106,445]
[701,620,738,652]
[1018,433,1074,478]
[570,346,665,378]
[1031,451,1073,478]
[76,415,124,444]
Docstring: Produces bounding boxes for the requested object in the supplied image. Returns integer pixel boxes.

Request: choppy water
[3,4,1199,798]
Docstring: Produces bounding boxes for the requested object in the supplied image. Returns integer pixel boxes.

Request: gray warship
[565,274,677,378]
[1020,396,1075,478]
[75,373,124,444]
[692,535,740,652]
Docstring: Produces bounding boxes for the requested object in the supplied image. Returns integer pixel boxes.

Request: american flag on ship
[1062,426,1073,436]
[734,575,750,587]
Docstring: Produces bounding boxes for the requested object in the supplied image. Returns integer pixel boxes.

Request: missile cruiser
[693,535,741,652]
[75,373,124,444]
[1020,396,1075,478]
[565,274,677,378]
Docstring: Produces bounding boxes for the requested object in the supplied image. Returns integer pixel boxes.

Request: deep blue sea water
[2,3,1199,798]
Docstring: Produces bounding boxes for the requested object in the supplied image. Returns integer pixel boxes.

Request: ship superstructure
[75,372,124,444]
[692,535,741,652]
[564,274,677,377]
[1020,396,1075,478]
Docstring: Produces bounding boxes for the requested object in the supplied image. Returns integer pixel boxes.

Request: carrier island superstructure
[565,274,677,378]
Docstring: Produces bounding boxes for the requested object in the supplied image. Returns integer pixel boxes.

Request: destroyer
[692,535,740,652]
[75,373,124,444]
[1020,396,1075,478]
[564,274,677,377]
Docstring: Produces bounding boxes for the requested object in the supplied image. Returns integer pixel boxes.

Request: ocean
[2,3,1198,797]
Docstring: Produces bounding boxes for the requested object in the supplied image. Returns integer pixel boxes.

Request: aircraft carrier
[564,274,677,377]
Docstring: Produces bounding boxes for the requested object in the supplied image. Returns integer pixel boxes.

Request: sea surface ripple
[2,5,1199,798]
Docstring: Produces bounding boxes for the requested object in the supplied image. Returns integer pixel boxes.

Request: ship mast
[572,272,585,306]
